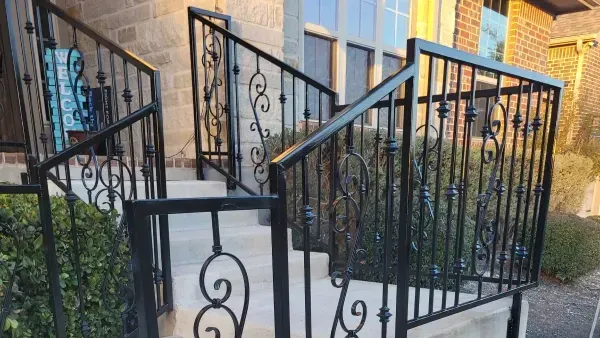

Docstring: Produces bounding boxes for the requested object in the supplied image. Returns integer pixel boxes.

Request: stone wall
[57,0,286,171]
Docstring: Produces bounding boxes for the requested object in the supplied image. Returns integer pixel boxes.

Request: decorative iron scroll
[194,251,249,337]
[330,138,370,337]
[473,98,508,276]
[202,28,225,158]
[248,65,271,191]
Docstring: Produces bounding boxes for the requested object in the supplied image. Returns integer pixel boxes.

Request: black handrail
[414,39,563,89]
[271,62,416,169]
[189,7,337,97]
[37,102,157,170]
[35,0,157,75]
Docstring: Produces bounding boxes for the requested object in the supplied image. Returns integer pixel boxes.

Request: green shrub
[0,193,127,337]
[542,213,600,282]
[549,153,593,213]
[587,215,600,224]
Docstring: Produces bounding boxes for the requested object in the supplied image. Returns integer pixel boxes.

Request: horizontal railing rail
[272,62,416,169]
[37,102,157,171]
[189,8,336,97]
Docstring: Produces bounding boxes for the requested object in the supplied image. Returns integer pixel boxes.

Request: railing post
[151,71,173,310]
[395,38,419,338]
[507,292,523,338]
[269,162,291,338]
[124,201,160,338]
[37,169,67,338]
[531,87,562,282]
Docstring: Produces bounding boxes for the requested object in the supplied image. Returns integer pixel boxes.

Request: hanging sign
[44,48,90,151]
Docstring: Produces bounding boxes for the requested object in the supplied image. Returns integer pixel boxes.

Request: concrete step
[170,226,292,266]
[167,278,528,338]
[172,250,330,307]
[47,180,260,228]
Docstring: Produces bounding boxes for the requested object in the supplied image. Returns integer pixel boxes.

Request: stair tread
[175,278,513,338]
[172,250,328,276]
[170,224,271,240]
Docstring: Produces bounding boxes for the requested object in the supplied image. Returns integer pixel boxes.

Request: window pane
[320,0,338,30]
[382,54,405,129]
[385,0,395,10]
[347,0,360,37]
[397,0,410,13]
[396,15,408,49]
[345,45,371,103]
[479,1,508,63]
[384,10,396,46]
[473,81,496,136]
[304,0,320,24]
[360,1,376,40]
[304,34,333,118]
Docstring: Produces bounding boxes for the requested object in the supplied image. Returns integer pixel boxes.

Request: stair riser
[172,253,329,306]
[170,229,293,266]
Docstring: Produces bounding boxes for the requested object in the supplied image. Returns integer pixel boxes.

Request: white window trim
[303,0,413,128]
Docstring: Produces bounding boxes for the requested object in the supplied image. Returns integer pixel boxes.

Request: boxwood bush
[0,193,127,337]
[542,213,600,283]
[268,125,594,287]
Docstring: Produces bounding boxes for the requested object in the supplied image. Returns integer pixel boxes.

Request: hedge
[268,125,593,287]
[542,213,600,283]
[0,193,127,337]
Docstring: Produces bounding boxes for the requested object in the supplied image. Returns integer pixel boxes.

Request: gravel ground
[526,270,600,338]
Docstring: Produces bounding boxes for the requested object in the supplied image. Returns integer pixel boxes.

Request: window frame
[302,0,413,128]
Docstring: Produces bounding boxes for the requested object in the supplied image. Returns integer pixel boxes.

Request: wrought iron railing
[269,38,563,337]
[1,0,170,337]
[188,7,337,195]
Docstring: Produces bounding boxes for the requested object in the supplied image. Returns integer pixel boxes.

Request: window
[345,45,373,103]
[382,54,405,128]
[304,0,338,30]
[479,0,508,62]
[303,0,412,121]
[472,81,496,137]
[347,0,376,40]
[304,34,333,118]
[384,0,410,49]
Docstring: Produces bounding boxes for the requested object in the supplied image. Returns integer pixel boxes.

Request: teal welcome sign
[45,48,89,151]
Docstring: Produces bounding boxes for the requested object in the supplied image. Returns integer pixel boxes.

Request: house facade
[48,0,598,165]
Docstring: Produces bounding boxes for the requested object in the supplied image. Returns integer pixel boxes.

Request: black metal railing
[188,7,337,195]
[269,38,563,337]
[1,0,170,337]
[123,195,277,337]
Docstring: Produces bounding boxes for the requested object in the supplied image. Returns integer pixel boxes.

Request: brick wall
[446,0,554,141]
[505,1,553,74]
[547,43,579,146]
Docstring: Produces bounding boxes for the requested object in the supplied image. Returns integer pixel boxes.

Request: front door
[0,0,25,153]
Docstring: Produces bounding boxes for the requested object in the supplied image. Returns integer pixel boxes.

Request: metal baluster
[317,91,323,242]
[443,63,462,310]
[513,83,535,287]
[379,92,396,336]
[526,87,552,283]
[110,52,126,200]
[428,58,447,313]
[189,16,203,179]
[415,57,434,315]
[25,0,48,161]
[201,24,212,163]
[212,27,223,169]
[14,0,37,161]
[280,72,286,153]
[233,42,242,182]
[373,107,383,271]
[123,61,137,199]
[293,76,297,225]
[490,76,507,280]
[499,80,524,293]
